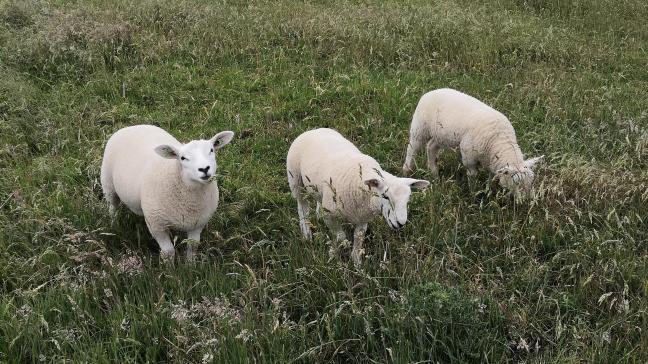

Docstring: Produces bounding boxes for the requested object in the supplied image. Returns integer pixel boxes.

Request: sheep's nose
[396,220,405,229]
[198,166,210,174]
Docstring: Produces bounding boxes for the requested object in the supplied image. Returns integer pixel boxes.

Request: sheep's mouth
[387,219,405,230]
[200,175,212,181]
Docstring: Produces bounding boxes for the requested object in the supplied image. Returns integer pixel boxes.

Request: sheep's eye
[382,194,390,200]
[181,156,187,161]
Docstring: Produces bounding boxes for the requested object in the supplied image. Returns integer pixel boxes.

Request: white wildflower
[17,304,32,318]
[235,329,253,343]
[116,254,143,276]
[201,353,214,364]
[171,301,190,322]
[120,317,130,331]
[602,330,611,344]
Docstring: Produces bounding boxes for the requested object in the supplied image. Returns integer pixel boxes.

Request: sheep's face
[497,167,534,192]
[155,131,234,185]
[496,156,544,193]
[365,175,429,230]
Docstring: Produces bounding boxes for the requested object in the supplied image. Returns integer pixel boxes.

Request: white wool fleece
[100,124,234,261]
[403,88,543,192]
[287,128,429,267]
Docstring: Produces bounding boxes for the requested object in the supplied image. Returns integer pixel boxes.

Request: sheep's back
[104,125,181,213]
[287,128,360,179]
[414,88,510,146]
[287,128,381,223]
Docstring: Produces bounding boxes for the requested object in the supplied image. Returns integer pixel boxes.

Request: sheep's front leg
[351,223,368,268]
[426,141,441,177]
[403,137,424,175]
[323,216,346,242]
[149,225,175,264]
[461,154,478,176]
[460,139,479,176]
[186,228,202,262]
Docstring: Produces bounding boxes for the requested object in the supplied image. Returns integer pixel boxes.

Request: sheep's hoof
[351,248,364,268]
[402,165,413,176]
[185,239,199,263]
[186,251,196,263]
[107,205,118,221]
[160,250,175,266]
[301,227,313,240]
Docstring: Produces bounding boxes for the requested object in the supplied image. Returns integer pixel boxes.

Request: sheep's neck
[483,128,525,171]
[335,162,382,224]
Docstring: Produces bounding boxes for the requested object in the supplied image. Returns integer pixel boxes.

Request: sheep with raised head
[403,88,543,193]
[100,124,234,261]
[287,128,429,267]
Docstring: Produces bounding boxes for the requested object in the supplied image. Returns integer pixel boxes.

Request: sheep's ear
[402,178,430,190]
[211,131,235,150]
[154,145,180,159]
[496,166,515,176]
[524,155,544,169]
[364,178,384,191]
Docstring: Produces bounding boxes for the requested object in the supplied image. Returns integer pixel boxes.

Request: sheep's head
[154,131,234,185]
[496,155,544,193]
[364,173,429,230]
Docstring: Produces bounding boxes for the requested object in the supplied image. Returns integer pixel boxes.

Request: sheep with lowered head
[100,124,234,261]
[403,88,543,193]
[287,128,429,267]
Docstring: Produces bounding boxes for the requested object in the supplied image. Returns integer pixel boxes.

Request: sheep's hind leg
[351,223,368,268]
[426,141,441,177]
[106,193,119,218]
[185,228,202,262]
[288,171,313,240]
[296,197,312,240]
[101,183,120,218]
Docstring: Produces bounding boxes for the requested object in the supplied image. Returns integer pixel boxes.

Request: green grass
[0,0,647,362]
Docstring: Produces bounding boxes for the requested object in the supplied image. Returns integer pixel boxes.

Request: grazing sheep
[287,128,429,267]
[403,88,543,193]
[100,125,234,261]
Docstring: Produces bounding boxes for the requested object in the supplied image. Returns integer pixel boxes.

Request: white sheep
[100,124,234,261]
[287,128,429,267]
[403,88,543,192]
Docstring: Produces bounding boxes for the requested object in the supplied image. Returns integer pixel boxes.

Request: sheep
[287,128,429,267]
[402,88,543,193]
[100,124,234,262]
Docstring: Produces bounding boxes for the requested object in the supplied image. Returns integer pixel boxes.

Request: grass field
[1,0,647,362]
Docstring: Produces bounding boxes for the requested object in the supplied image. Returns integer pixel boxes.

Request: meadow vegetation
[0,0,647,362]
